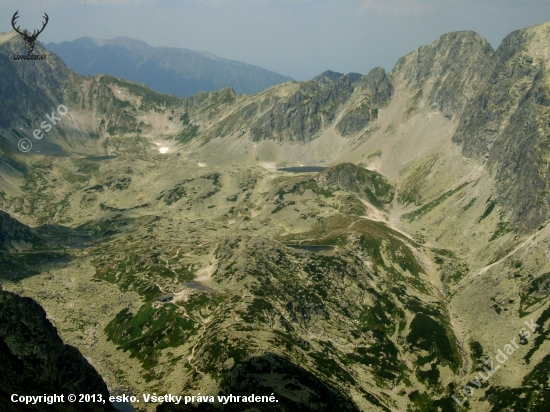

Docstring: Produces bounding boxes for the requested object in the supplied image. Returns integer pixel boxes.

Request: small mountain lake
[277,166,328,173]
[68,235,94,250]
[184,281,213,291]
[111,391,136,412]
[287,245,334,253]
[113,402,135,412]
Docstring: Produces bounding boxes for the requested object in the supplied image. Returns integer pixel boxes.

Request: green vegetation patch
[398,155,439,205]
[93,246,195,300]
[274,178,332,200]
[407,313,461,371]
[407,389,458,412]
[346,338,402,383]
[270,329,311,352]
[280,216,427,292]
[402,295,440,318]
[367,149,382,159]
[403,181,471,222]
[460,197,477,214]
[105,304,197,372]
[358,288,403,335]
[160,183,188,205]
[176,124,199,144]
[469,340,485,369]
[271,200,296,214]
[416,363,440,387]
[179,112,190,125]
[308,351,356,385]
[519,272,550,315]
[183,292,227,313]
[523,305,550,363]
[490,221,515,241]
[339,195,367,215]
[478,200,496,222]
[221,353,362,411]
[355,220,424,277]
[74,158,101,175]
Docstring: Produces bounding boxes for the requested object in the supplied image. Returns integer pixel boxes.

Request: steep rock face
[245,74,354,143]
[392,30,495,119]
[0,289,114,411]
[0,48,55,128]
[453,23,550,230]
[201,68,390,143]
[204,75,357,143]
[335,67,392,136]
[453,28,547,159]
[0,32,76,108]
[382,26,550,231]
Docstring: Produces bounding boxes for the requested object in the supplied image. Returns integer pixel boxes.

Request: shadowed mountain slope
[0,289,114,412]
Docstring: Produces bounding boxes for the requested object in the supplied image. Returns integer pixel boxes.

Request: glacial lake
[185,281,213,291]
[111,392,136,412]
[68,235,94,250]
[113,402,135,412]
[277,166,328,173]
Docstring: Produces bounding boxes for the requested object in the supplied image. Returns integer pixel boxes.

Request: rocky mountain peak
[451,22,550,230]
[392,30,494,119]
[312,70,346,84]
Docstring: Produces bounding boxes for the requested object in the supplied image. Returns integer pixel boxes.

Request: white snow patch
[154,142,170,154]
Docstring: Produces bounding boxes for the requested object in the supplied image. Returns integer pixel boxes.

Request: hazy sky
[1,0,550,80]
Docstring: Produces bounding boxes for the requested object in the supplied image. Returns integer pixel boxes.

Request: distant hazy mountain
[45,36,293,97]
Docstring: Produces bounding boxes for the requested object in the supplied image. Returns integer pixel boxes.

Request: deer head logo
[11,11,49,54]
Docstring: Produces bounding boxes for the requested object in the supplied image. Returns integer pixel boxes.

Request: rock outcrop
[452,24,550,230]
[315,163,395,208]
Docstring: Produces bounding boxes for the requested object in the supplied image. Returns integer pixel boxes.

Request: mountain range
[45,37,293,97]
[0,19,550,412]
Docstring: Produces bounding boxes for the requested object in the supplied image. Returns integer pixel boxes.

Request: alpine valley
[1,20,550,412]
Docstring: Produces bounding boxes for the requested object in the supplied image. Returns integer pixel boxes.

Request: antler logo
[11,10,49,54]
